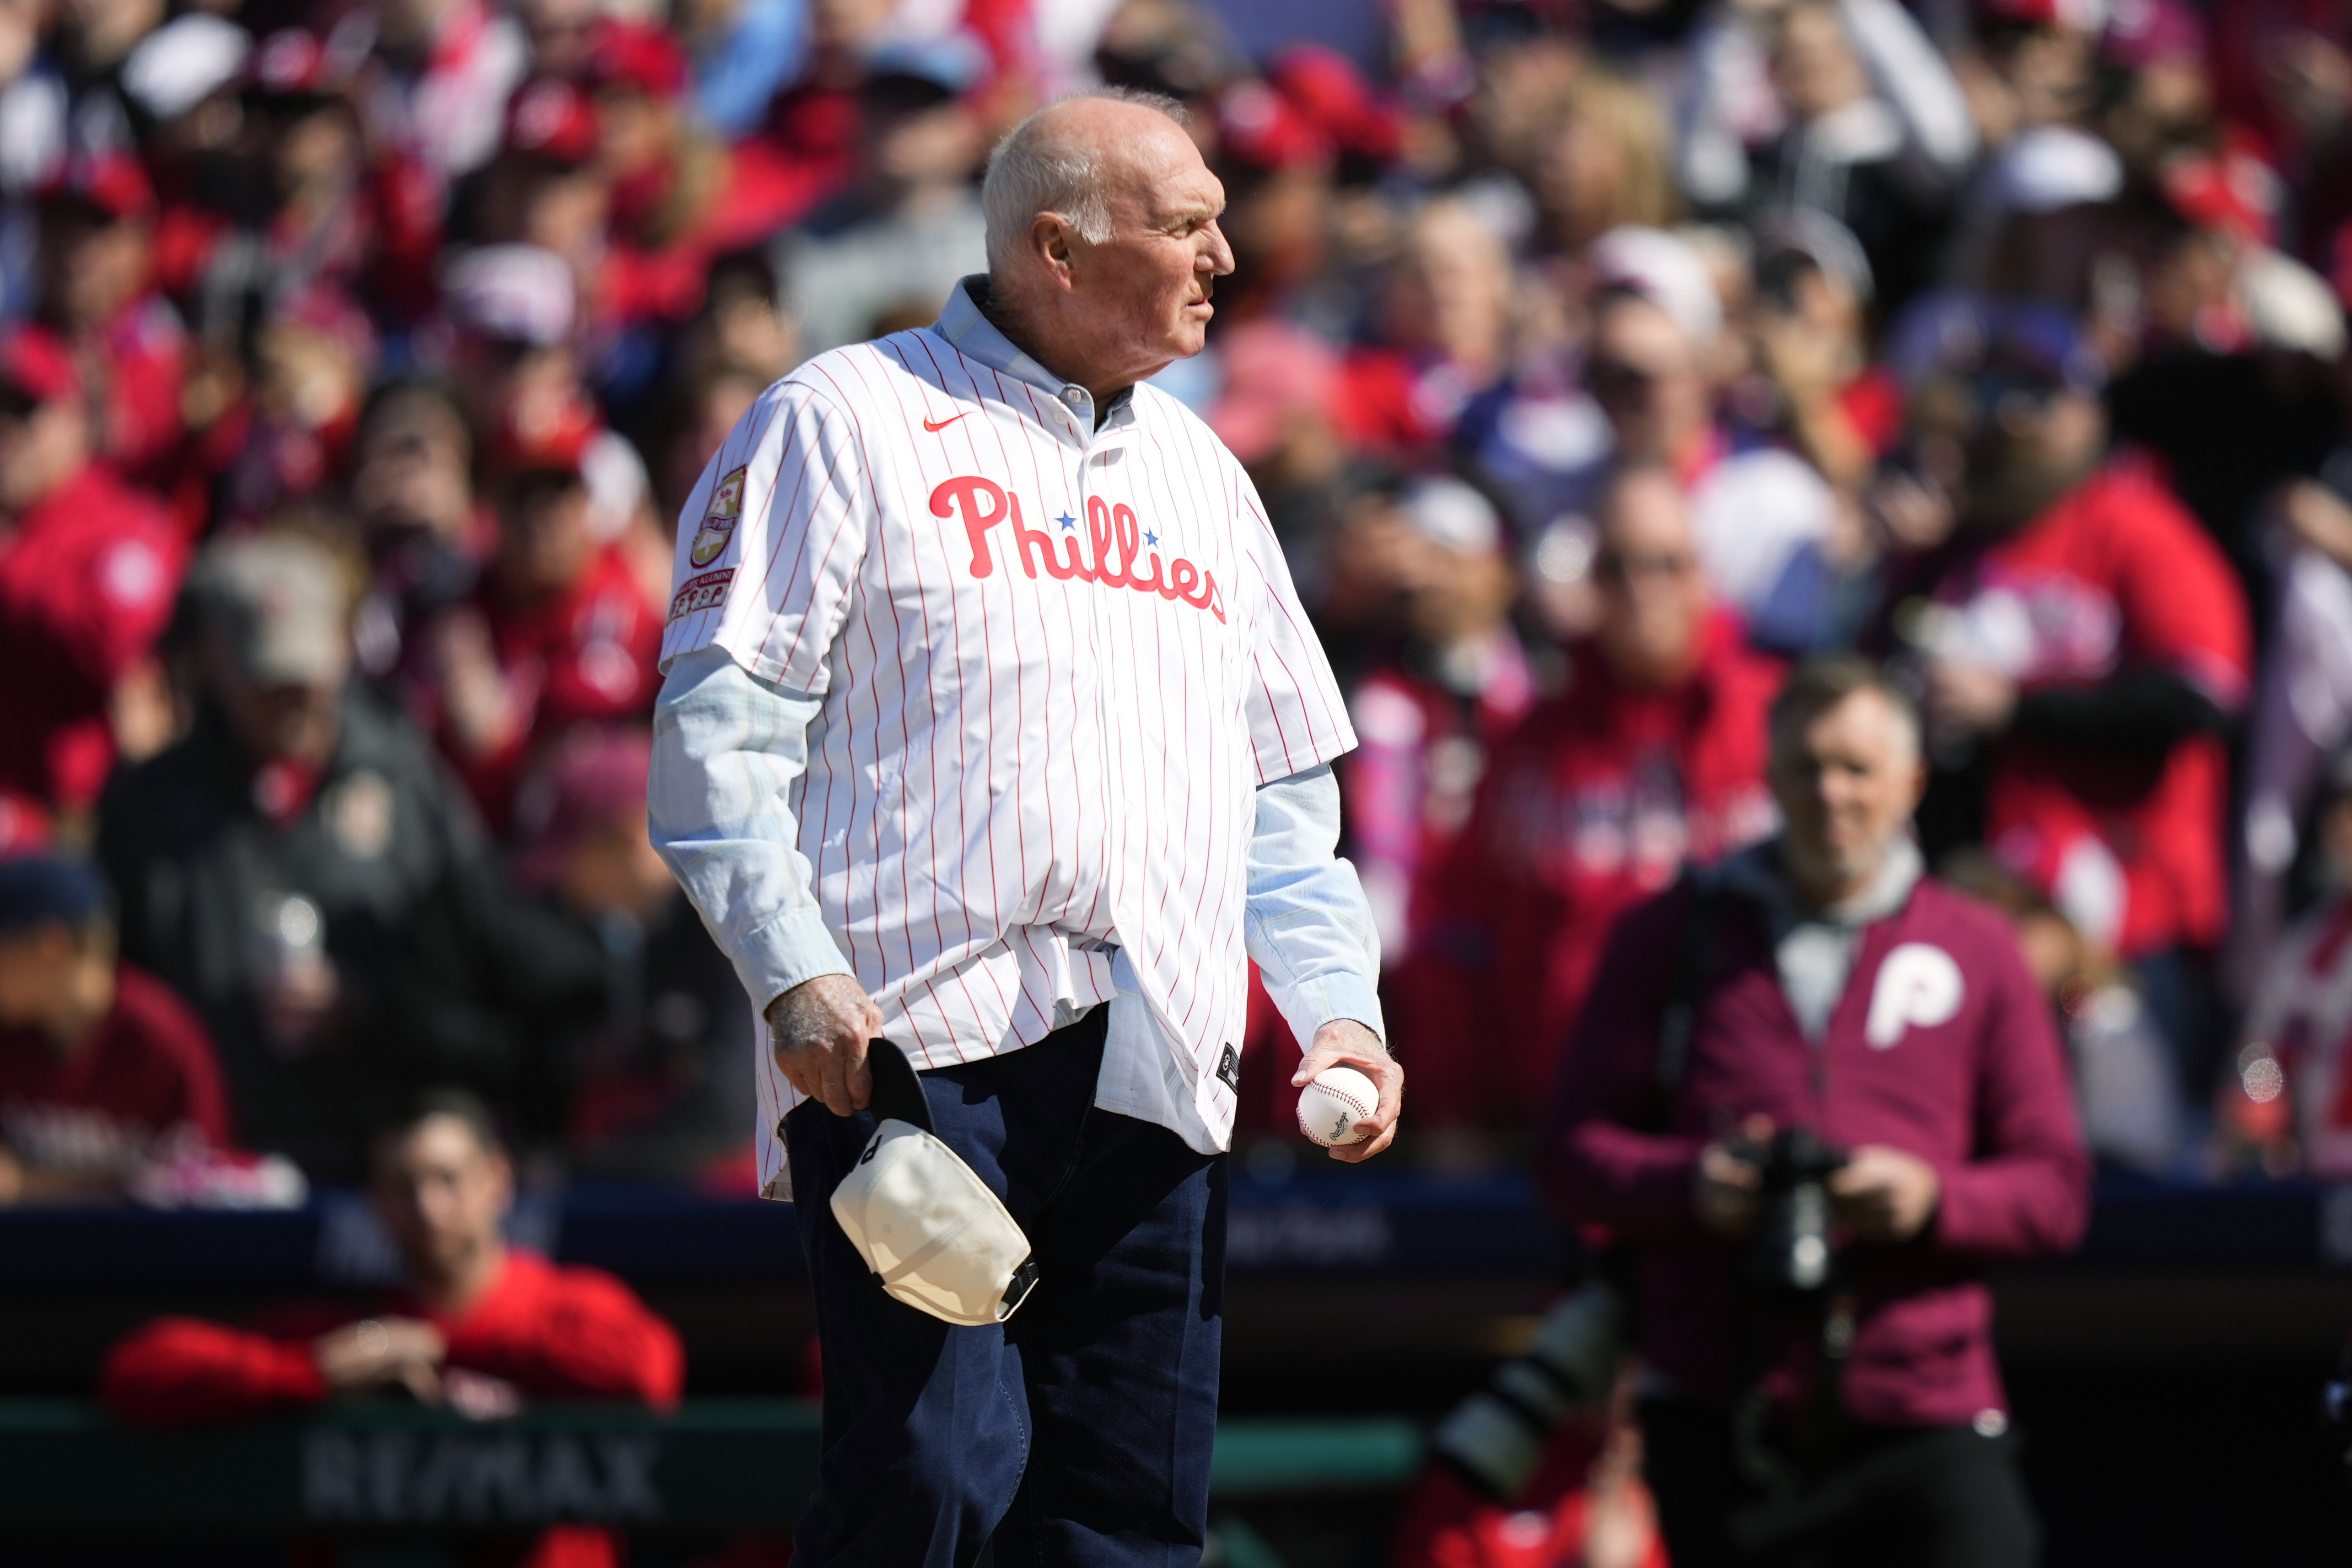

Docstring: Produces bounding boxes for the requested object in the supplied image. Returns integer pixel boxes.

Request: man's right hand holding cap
[768,975,886,1115]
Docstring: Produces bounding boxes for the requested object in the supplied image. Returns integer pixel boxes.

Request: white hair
[981,88,1189,274]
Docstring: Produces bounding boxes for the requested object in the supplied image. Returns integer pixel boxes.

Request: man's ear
[1032,214,1078,293]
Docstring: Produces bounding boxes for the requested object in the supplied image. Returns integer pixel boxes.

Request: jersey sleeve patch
[667,567,737,624]
[687,465,748,568]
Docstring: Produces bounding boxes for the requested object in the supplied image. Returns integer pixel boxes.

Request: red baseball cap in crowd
[245,27,356,104]
[0,325,80,409]
[509,725,653,890]
[486,396,599,478]
[2159,145,2282,247]
[269,284,380,373]
[38,150,156,222]
[2102,0,2205,66]
[586,20,689,100]
[1268,46,1403,167]
[1218,78,1334,176]
[505,75,602,166]
[1975,0,2109,30]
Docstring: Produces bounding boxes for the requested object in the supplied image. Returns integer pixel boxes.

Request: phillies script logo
[931,476,1224,621]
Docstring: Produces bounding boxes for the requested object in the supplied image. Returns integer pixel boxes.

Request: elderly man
[1538,657,2088,1567]
[649,90,1396,1564]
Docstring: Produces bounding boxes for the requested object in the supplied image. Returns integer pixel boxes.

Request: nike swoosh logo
[922,413,970,433]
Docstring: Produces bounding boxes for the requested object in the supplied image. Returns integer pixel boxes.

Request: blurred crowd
[7,0,2352,1207]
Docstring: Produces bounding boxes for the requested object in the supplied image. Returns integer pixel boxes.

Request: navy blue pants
[786,1010,1227,1567]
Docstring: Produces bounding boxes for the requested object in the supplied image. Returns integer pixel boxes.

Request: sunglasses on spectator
[1585,359,1679,399]
[1594,548,1695,584]
[1962,369,2069,428]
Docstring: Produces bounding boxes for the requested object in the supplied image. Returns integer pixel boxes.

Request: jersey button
[1061,386,1085,406]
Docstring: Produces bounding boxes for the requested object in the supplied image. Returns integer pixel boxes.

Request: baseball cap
[1887,291,2106,394]
[1986,125,2123,216]
[269,284,378,371]
[442,245,577,347]
[511,727,651,890]
[1399,475,1502,556]
[1219,78,1335,176]
[829,1039,1040,1327]
[121,13,253,121]
[38,151,155,223]
[2103,0,2205,65]
[1752,207,1875,305]
[505,76,601,167]
[0,855,109,939]
[2159,148,2282,247]
[486,396,600,478]
[586,21,689,100]
[1975,0,2108,29]
[1590,226,1723,345]
[187,534,352,688]
[1268,45,1403,167]
[0,325,80,410]
[864,32,988,105]
[245,27,356,105]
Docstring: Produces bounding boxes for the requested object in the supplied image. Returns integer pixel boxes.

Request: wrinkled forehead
[1102,123,1222,224]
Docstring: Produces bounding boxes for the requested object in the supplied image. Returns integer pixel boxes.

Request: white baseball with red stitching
[1297,1066,1378,1147]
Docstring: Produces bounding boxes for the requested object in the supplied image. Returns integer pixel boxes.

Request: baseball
[1297,1065,1379,1147]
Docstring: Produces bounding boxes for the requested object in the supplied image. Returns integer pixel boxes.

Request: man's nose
[1200,223,1235,277]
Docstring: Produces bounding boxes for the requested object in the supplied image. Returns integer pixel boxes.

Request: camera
[1430,1277,1628,1500]
[1730,1127,1849,1294]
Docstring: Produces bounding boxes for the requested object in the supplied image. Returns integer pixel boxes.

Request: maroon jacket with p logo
[1537,874,2091,1428]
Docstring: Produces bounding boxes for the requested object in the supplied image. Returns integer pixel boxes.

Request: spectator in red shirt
[35,150,186,486]
[102,1089,681,1567]
[587,21,808,331]
[0,324,185,816]
[1397,463,1782,1138]
[0,854,231,1204]
[422,415,662,827]
[1905,303,2251,1095]
[1335,197,1516,457]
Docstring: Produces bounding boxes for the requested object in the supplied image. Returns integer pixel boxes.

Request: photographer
[1537,657,2089,1566]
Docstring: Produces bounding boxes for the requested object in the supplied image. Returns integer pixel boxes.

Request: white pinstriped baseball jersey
[660,289,1357,1194]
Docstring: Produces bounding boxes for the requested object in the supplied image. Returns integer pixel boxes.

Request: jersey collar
[933,275,1137,435]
